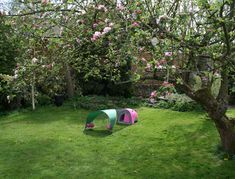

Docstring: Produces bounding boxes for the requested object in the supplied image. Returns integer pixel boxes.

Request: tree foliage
[1,0,235,154]
[0,16,18,75]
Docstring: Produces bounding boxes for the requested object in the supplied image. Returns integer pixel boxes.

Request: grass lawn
[0,106,235,178]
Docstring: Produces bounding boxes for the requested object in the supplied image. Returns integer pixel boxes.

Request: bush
[0,17,21,112]
[155,100,174,109]
[71,95,143,110]
[155,93,203,112]
[37,94,52,106]
[0,17,18,75]
[171,101,195,112]
[70,94,201,112]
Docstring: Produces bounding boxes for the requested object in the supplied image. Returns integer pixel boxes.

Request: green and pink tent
[85,108,138,130]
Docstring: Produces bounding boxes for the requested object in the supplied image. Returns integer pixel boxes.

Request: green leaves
[0,17,18,75]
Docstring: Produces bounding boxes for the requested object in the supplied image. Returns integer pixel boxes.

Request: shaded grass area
[0,106,235,178]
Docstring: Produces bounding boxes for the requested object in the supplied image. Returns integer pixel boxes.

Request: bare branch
[4,9,81,17]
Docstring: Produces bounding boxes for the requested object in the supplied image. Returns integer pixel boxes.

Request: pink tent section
[116,108,138,125]
[123,108,138,124]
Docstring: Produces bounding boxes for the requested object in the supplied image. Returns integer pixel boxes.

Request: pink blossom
[164,52,172,57]
[132,22,140,27]
[150,91,157,98]
[156,61,166,69]
[214,72,220,77]
[162,81,174,87]
[97,5,107,12]
[91,37,97,42]
[132,13,137,19]
[14,69,18,79]
[47,64,52,70]
[141,58,146,63]
[14,69,18,75]
[94,31,102,37]
[105,18,109,23]
[145,63,151,71]
[76,38,81,44]
[102,27,112,34]
[156,14,171,24]
[97,5,105,9]
[139,47,144,52]
[162,81,169,86]
[41,0,48,4]
[91,31,102,41]
[93,23,98,28]
[109,22,114,27]
[117,4,125,11]
[32,57,38,63]
[156,65,163,69]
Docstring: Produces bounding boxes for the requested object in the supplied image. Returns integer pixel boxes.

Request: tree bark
[65,64,75,98]
[62,0,75,99]
[209,111,235,154]
[31,74,35,110]
[216,119,235,154]
[197,94,235,154]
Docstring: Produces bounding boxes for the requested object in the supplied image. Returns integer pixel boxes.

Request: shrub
[155,100,174,109]
[0,17,18,75]
[155,93,203,112]
[37,94,52,106]
[171,101,195,112]
[71,95,143,110]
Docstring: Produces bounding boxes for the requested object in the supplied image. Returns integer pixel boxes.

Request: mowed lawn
[0,106,235,178]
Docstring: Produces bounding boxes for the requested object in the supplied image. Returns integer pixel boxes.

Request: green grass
[0,106,235,178]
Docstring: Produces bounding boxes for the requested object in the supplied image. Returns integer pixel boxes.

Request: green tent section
[85,109,117,130]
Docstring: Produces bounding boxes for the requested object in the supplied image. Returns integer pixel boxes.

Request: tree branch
[4,9,81,17]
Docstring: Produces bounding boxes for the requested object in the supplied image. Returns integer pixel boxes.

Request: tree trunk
[65,64,75,98]
[205,102,235,154]
[31,69,36,111]
[217,125,235,154]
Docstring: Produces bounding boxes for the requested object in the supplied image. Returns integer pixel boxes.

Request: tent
[117,108,138,124]
[85,108,138,131]
[85,109,117,130]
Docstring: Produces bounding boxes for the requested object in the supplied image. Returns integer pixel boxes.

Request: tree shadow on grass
[0,106,88,125]
[0,138,61,178]
[83,124,128,137]
[83,129,113,137]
